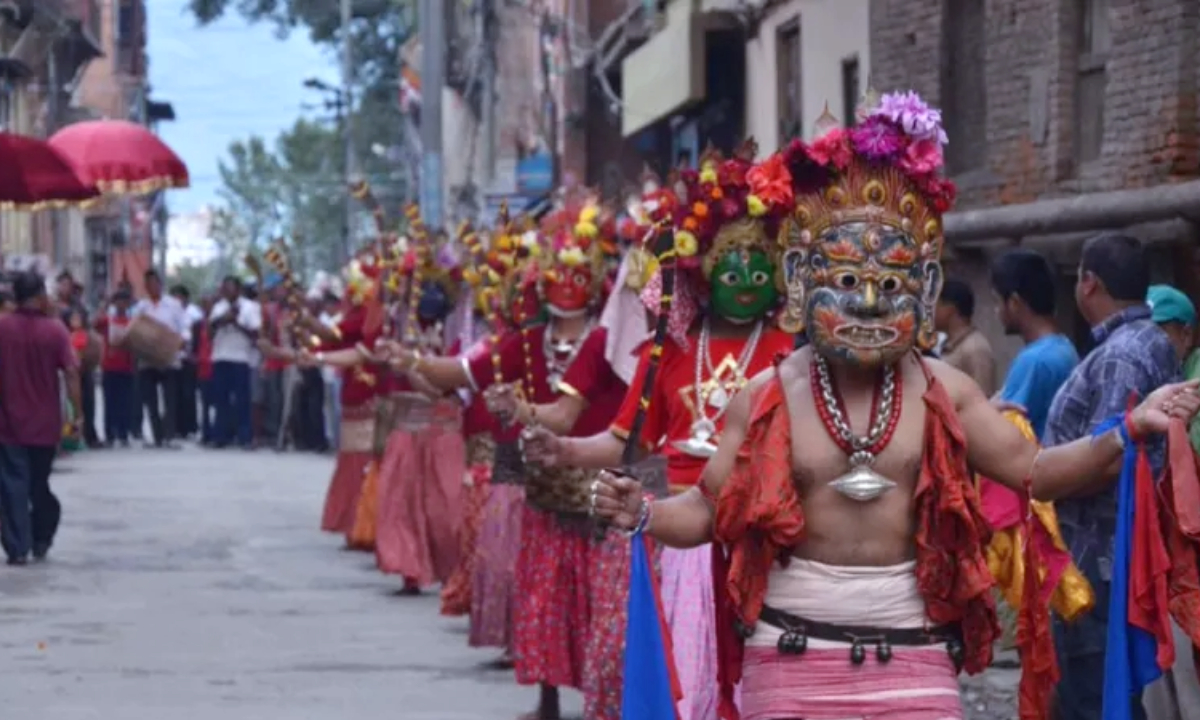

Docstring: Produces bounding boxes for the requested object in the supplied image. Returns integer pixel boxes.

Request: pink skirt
[583,529,634,720]
[662,544,725,720]
[469,482,524,649]
[320,401,375,534]
[374,421,465,586]
[512,507,591,689]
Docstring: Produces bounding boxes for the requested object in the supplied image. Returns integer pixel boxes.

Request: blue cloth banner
[621,532,678,720]
[1098,416,1163,720]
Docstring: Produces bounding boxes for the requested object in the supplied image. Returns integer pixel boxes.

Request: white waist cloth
[747,558,940,651]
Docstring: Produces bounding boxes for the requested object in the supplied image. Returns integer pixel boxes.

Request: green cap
[1147,284,1197,327]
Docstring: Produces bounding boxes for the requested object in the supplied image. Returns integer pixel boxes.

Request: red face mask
[545,265,593,314]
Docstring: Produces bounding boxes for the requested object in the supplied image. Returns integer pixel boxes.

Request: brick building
[871,0,1200,370]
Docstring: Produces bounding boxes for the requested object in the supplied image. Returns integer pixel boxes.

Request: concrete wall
[745,0,871,153]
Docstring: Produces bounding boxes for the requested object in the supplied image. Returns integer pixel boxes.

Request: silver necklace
[812,354,900,502]
[672,316,763,459]
[543,318,593,389]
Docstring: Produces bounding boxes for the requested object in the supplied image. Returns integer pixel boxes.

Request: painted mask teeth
[834,325,900,347]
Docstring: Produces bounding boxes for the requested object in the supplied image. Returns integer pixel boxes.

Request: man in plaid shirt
[1044,233,1180,720]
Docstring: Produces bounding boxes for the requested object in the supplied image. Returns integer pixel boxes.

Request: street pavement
[0,444,582,720]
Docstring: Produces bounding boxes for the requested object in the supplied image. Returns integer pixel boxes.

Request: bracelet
[405,349,423,373]
[1122,410,1144,444]
[622,492,654,537]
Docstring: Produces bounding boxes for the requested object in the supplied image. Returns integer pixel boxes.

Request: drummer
[132,269,190,449]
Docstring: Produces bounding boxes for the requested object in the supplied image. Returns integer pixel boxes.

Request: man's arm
[559,430,627,469]
[948,361,1191,501]
[515,395,586,435]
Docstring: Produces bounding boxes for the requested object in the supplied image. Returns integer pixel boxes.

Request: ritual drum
[120,315,181,368]
[80,331,103,366]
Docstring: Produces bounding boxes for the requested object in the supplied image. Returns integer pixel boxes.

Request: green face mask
[709,248,778,322]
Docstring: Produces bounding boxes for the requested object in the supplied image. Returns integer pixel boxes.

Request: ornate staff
[620,225,677,467]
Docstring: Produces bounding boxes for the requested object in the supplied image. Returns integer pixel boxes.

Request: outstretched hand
[520,425,563,467]
[1130,379,1200,436]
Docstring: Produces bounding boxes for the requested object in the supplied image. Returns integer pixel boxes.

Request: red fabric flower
[746,153,795,209]
[807,128,852,170]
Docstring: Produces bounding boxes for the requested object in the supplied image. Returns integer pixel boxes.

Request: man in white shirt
[208,275,262,449]
[171,285,204,440]
[133,270,189,448]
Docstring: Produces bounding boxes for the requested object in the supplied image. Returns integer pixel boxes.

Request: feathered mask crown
[777,90,956,256]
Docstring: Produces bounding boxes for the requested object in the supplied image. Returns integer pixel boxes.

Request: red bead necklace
[809,356,903,463]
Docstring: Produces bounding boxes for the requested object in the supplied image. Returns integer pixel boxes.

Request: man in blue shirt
[990,249,1079,439]
[1044,233,1179,720]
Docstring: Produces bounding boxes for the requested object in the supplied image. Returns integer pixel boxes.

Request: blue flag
[621,532,679,720]
[1099,417,1163,720]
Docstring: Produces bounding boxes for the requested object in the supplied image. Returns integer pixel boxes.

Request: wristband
[1123,410,1145,444]
[622,492,654,537]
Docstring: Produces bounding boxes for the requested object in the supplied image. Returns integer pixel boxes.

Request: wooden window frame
[1074,0,1110,165]
[776,17,801,143]
[841,55,860,126]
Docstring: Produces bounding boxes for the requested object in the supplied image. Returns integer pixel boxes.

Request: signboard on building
[516,153,553,195]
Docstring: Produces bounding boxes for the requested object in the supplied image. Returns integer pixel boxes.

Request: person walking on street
[0,272,82,565]
[209,276,262,449]
[133,270,189,449]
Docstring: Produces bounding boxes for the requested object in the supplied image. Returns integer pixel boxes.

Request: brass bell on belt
[776,629,807,655]
[850,641,866,665]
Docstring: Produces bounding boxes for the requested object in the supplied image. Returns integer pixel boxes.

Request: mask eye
[572,274,588,287]
[879,276,902,293]
[836,273,859,290]
[719,271,740,286]
[751,271,770,286]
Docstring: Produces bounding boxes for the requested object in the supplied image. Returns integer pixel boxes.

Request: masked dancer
[521,145,794,720]
[588,92,1200,720]
[392,195,625,720]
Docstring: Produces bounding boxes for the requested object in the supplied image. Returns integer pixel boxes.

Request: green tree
[214,120,348,277]
[169,259,222,298]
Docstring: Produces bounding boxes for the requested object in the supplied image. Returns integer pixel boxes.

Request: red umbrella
[0,132,99,209]
[49,119,189,195]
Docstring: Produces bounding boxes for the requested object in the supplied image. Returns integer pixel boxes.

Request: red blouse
[610,328,794,487]
[466,324,626,439]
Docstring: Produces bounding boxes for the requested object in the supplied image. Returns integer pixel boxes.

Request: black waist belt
[751,604,965,669]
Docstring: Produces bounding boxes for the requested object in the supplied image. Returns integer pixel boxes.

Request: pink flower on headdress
[808,128,853,170]
[899,138,944,177]
[849,116,905,164]
[873,91,949,147]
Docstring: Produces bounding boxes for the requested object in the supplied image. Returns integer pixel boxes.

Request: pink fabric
[470,482,524,650]
[661,544,727,720]
[513,507,591,689]
[321,451,372,534]
[583,530,634,720]
[374,419,465,585]
[740,646,963,720]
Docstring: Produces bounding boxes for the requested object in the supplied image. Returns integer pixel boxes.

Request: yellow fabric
[983,411,1095,621]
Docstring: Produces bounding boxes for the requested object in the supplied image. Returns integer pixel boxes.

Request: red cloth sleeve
[610,342,662,446]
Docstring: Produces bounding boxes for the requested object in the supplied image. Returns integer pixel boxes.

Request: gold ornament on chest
[672,319,763,458]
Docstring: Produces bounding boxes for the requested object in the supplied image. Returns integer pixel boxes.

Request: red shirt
[0,309,78,446]
[196,323,213,380]
[317,305,381,406]
[466,324,626,440]
[610,328,794,487]
[94,316,135,373]
[263,302,290,372]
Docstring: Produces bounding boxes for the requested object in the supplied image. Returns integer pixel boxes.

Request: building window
[1075,0,1110,164]
[841,56,860,125]
[940,0,987,174]
[776,18,801,142]
[117,1,137,42]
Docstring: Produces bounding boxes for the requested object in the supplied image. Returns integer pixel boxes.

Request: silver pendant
[829,464,897,502]
[672,419,719,458]
[548,372,562,389]
[708,385,729,410]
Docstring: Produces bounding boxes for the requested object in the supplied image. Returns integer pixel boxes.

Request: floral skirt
[320,401,375,534]
[440,462,490,616]
[583,529,636,720]
[470,482,524,649]
[512,506,591,689]
[662,543,726,720]
[346,459,380,551]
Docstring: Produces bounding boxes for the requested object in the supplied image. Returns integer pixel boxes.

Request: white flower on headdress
[520,231,539,249]
[557,246,586,267]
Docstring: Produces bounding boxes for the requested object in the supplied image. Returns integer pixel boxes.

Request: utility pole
[539,11,560,187]
[341,0,356,263]
[480,0,496,185]
[419,0,445,228]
